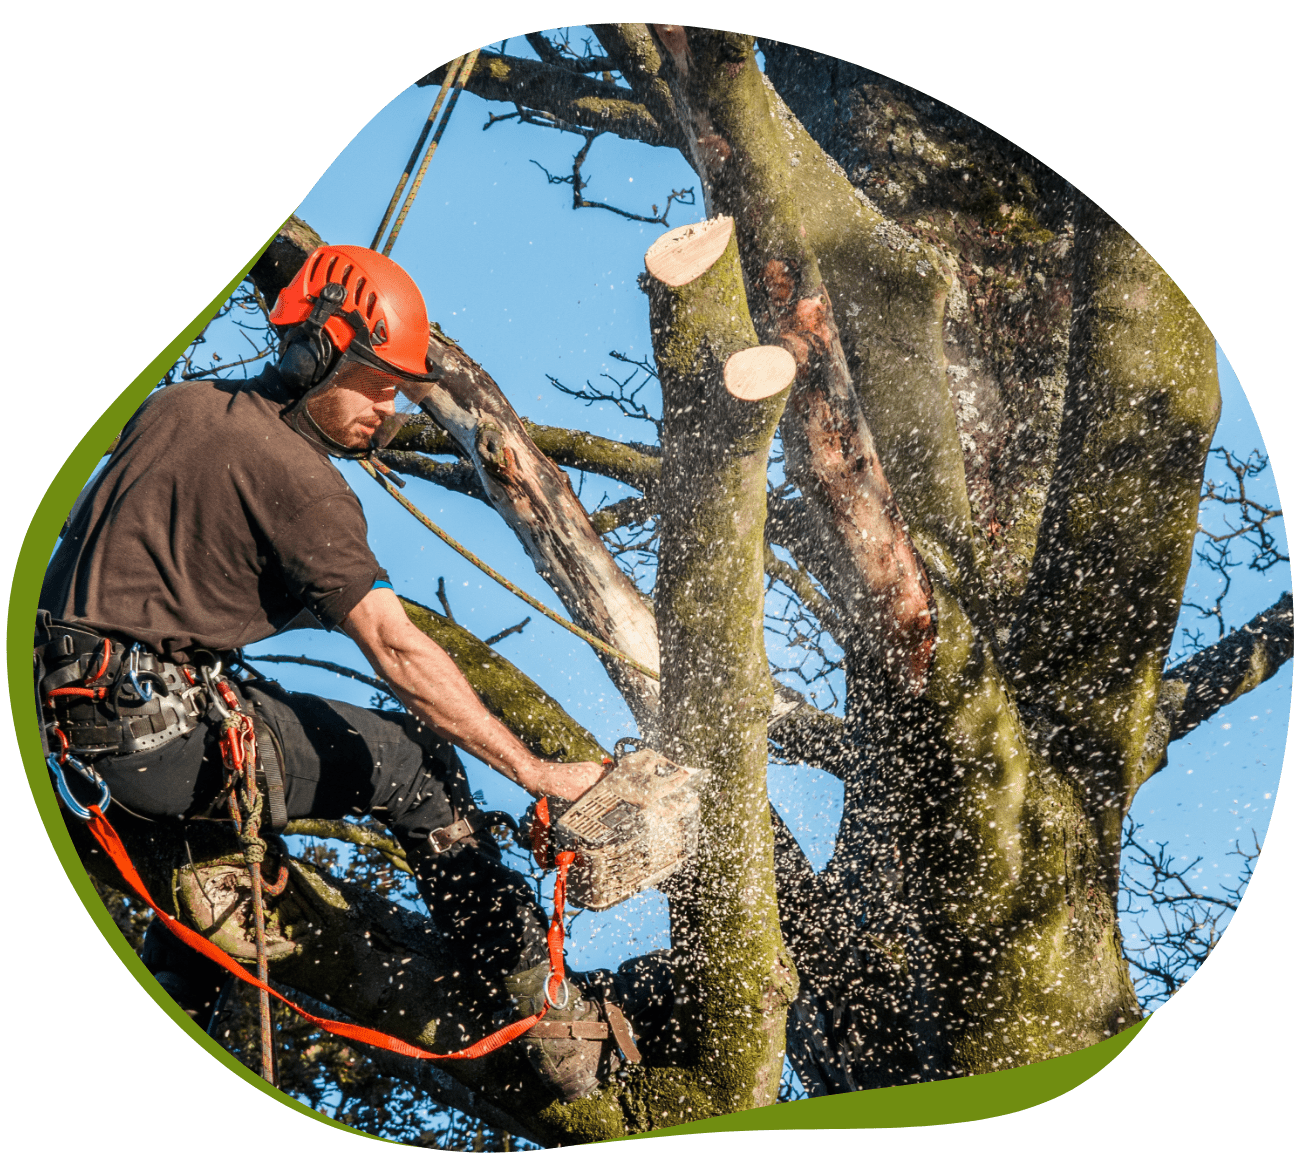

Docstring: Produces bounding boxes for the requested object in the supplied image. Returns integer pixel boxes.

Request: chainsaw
[522,742,703,911]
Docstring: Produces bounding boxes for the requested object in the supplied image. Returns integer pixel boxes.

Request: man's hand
[520,759,607,802]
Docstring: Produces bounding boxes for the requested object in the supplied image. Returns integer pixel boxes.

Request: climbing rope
[370,55,463,251]
[213,676,280,1085]
[378,49,480,258]
[361,458,661,682]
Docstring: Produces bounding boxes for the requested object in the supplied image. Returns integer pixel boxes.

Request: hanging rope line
[369,55,465,251]
[361,458,661,682]
[381,49,481,258]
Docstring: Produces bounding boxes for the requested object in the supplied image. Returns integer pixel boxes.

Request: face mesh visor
[340,345,439,449]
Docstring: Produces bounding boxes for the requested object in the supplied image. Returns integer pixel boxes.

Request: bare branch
[528,130,695,226]
[524,31,613,75]
[417,53,668,147]
[1146,592,1294,763]
[254,654,391,694]
[1119,817,1259,1009]
[520,417,661,488]
[435,575,456,622]
[765,544,844,643]
[373,449,488,504]
[546,349,663,431]
[1181,446,1287,647]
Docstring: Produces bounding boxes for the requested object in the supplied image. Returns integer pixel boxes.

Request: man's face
[305,360,403,450]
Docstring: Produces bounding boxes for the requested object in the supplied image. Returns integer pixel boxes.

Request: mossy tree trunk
[648,218,797,1119]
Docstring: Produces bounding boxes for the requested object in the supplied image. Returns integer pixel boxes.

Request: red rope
[85,805,570,1062]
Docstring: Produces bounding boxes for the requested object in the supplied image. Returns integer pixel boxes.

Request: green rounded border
[5,4,1294,1153]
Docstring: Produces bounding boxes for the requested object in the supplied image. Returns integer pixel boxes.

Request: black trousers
[104,676,549,1023]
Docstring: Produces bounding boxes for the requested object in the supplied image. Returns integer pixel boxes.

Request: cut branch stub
[644,215,734,285]
[723,345,797,401]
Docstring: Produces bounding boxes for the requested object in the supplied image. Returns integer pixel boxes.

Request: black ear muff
[277,337,322,392]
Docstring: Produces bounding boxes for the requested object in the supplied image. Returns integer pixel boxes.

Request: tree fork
[646,216,798,1117]
[1010,200,1221,846]
[656,26,938,695]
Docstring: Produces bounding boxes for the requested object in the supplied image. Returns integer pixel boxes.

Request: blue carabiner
[127,643,153,703]
[47,752,111,821]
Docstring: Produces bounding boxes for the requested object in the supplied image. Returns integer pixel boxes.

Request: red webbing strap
[85,805,567,1062]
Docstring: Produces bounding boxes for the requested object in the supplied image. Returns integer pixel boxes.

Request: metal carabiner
[200,658,232,718]
[542,971,571,1011]
[126,643,153,703]
[46,752,111,821]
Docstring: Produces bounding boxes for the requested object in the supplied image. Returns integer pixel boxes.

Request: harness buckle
[126,643,153,703]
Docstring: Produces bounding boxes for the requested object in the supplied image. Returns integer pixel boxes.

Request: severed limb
[419,330,662,731]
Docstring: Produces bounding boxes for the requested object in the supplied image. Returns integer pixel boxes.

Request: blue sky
[190,36,1289,973]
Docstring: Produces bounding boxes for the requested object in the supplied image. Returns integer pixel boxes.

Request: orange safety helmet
[270,244,432,378]
[270,245,440,456]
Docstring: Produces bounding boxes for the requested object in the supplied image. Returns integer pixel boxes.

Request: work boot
[504,961,640,1103]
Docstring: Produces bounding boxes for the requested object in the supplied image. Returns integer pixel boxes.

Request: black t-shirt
[41,368,388,662]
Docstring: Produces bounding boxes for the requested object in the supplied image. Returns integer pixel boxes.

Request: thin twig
[254,654,391,695]
[484,618,531,646]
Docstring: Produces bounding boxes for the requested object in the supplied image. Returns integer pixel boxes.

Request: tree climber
[36,245,624,1103]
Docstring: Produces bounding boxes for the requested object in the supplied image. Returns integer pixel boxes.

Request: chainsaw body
[531,748,702,911]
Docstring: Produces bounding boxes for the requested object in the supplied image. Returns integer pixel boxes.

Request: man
[37,244,619,1103]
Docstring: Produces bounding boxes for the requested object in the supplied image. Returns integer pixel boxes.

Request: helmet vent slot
[309,253,324,281]
[353,279,366,306]
[326,255,339,282]
[339,264,354,288]
[366,292,378,319]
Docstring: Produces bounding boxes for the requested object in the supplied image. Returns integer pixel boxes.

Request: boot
[504,962,640,1103]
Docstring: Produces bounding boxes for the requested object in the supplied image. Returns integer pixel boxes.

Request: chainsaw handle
[612,736,649,759]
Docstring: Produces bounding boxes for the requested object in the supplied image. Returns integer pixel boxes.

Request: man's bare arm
[341,587,605,801]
